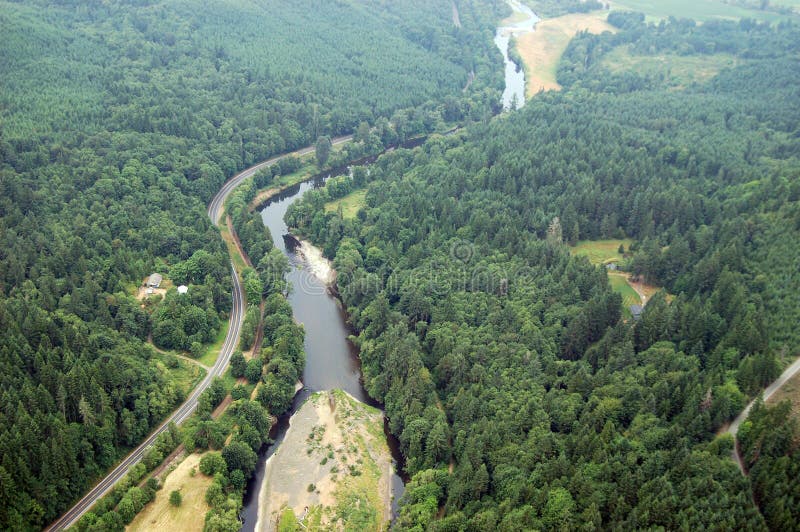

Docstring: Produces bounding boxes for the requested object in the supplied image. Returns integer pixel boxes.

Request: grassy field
[609,0,799,23]
[156,357,206,397]
[601,46,740,87]
[127,453,212,532]
[324,190,367,219]
[517,11,616,93]
[196,320,230,367]
[609,273,643,310]
[218,219,249,272]
[570,239,632,265]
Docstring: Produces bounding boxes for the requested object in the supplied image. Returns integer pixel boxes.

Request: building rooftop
[147,273,163,287]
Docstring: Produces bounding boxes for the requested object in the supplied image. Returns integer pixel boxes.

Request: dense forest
[287,15,800,530]
[0,0,507,529]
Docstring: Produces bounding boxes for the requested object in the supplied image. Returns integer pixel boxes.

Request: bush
[231,384,249,400]
[199,452,228,476]
[245,358,263,384]
[230,351,246,378]
[169,490,182,507]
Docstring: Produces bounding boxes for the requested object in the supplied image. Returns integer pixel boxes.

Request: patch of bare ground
[256,390,393,531]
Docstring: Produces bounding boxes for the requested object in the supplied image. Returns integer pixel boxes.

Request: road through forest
[46,136,351,531]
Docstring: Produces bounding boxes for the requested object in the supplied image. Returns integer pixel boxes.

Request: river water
[236,5,536,522]
[238,169,406,531]
[494,0,540,110]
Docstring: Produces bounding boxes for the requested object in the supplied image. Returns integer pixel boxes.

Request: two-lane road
[47,137,351,530]
[45,263,244,531]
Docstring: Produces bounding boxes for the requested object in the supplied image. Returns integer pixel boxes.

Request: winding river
[239,168,407,531]
[495,0,540,109]
[238,6,539,527]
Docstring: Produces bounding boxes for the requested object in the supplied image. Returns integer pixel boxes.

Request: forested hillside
[288,16,800,529]
[0,1,505,529]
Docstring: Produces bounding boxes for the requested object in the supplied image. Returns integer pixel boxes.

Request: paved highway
[44,136,355,530]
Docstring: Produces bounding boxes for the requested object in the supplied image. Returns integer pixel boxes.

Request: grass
[570,239,632,265]
[516,11,616,93]
[196,320,230,367]
[329,390,385,531]
[609,273,643,314]
[601,45,741,87]
[127,453,212,532]
[324,189,367,219]
[609,0,799,23]
[218,220,248,272]
[156,357,206,396]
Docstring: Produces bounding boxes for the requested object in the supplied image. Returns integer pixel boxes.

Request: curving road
[727,355,800,473]
[45,265,244,531]
[45,137,352,531]
[208,135,353,224]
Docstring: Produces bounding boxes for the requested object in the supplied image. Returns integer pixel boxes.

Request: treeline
[287,18,800,530]
[0,0,507,528]
[527,0,606,18]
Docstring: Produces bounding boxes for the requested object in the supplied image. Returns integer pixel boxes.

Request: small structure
[147,273,163,288]
[629,304,644,320]
[177,285,189,295]
[606,262,618,271]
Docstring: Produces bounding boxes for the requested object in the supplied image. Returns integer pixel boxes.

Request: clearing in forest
[127,453,212,532]
[324,189,367,219]
[516,11,616,94]
[601,46,741,87]
[570,239,631,265]
[570,239,663,310]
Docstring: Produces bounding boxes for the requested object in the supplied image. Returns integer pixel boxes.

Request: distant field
[570,239,631,265]
[517,11,616,93]
[601,46,740,87]
[609,0,798,23]
[127,453,212,532]
[324,189,367,219]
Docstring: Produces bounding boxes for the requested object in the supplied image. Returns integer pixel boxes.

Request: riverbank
[255,390,395,531]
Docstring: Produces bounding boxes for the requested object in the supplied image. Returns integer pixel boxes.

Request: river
[494,0,540,109]
[238,168,406,531]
